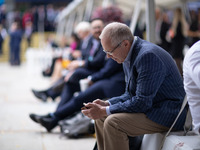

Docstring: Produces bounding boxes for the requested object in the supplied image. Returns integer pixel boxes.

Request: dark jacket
[84,36,106,70]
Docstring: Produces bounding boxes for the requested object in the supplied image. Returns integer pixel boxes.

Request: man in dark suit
[9,21,23,65]
[82,22,187,150]
[32,18,106,102]
[30,58,125,132]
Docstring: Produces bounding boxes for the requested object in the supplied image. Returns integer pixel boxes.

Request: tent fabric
[15,0,72,2]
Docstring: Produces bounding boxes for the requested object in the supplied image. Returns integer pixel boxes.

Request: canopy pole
[129,0,142,34]
[145,0,156,43]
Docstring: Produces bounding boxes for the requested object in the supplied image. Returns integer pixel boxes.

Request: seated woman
[42,33,81,80]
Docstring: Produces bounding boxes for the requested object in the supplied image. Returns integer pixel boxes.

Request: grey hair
[99,22,133,47]
[74,21,91,33]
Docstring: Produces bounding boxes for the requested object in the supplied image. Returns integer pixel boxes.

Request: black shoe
[32,89,48,102]
[42,68,52,77]
[39,117,58,132]
[29,113,51,123]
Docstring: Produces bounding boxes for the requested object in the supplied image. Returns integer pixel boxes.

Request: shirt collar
[92,38,99,48]
[124,36,138,64]
[82,34,92,49]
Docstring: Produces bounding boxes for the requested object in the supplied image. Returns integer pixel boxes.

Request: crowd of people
[30,18,126,132]
[0,4,64,65]
[0,2,200,149]
[154,7,200,76]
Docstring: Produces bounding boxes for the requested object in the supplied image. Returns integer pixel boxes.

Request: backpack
[58,111,95,138]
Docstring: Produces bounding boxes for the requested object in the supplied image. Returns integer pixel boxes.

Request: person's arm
[89,59,122,82]
[71,50,82,59]
[188,50,200,89]
[67,60,85,70]
[188,30,200,38]
[188,22,200,38]
[108,91,130,104]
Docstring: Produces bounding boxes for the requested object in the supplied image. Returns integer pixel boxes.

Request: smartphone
[81,103,89,110]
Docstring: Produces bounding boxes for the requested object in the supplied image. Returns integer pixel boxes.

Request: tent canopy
[55,0,197,42]
[15,0,72,2]
[105,0,197,18]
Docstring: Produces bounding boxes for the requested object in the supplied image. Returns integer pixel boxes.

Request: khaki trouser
[95,113,169,150]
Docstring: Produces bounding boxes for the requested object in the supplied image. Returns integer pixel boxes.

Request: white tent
[55,0,197,43]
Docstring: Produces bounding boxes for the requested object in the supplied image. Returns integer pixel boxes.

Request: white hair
[99,22,133,47]
[75,21,91,33]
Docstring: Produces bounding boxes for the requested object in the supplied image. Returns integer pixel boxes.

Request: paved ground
[0,62,96,150]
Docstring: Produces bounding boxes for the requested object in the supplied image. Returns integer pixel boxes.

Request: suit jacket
[82,58,126,100]
[91,58,124,82]
[9,29,23,52]
[80,34,92,60]
[83,36,106,71]
[108,37,187,130]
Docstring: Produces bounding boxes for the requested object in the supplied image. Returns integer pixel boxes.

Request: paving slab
[0,62,96,150]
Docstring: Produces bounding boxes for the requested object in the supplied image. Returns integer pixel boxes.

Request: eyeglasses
[103,41,123,55]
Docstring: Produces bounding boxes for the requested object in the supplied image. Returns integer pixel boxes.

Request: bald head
[99,22,134,47]
[99,22,134,64]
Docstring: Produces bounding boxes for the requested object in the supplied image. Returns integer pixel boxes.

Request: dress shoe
[29,113,51,123]
[42,69,52,77]
[39,117,58,132]
[42,67,53,77]
[32,89,48,102]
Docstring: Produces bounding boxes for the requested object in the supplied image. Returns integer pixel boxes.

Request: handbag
[58,111,95,138]
[140,96,193,150]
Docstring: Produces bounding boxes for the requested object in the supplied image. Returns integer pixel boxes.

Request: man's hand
[81,102,108,120]
[93,99,110,106]
[67,60,80,70]
[72,50,82,59]
[68,60,85,70]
